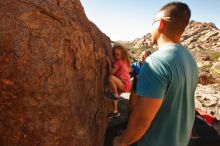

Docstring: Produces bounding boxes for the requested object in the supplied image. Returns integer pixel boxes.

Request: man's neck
[157,34,180,48]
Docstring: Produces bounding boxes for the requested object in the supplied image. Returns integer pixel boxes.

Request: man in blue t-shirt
[129,50,151,112]
[113,2,198,146]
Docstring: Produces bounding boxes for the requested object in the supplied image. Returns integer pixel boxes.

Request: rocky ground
[121,82,220,120]
[195,83,220,119]
[118,21,220,120]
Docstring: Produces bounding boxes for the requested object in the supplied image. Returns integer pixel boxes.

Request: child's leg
[110,75,124,94]
[109,75,124,116]
[112,100,118,113]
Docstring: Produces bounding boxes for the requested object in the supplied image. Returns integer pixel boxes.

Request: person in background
[129,50,151,112]
[113,1,198,146]
[108,44,131,118]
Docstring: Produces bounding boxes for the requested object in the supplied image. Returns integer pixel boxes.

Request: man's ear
[158,19,165,32]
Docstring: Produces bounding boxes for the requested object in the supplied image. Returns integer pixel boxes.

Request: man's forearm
[120,107,150,145]
[119,97,163,145]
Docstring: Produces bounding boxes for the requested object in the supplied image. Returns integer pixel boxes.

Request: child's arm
[111,67,117,74]
[111,60,121,74]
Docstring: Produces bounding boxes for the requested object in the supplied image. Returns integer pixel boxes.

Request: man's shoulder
[152,44,190,63]
[154,44,182,55]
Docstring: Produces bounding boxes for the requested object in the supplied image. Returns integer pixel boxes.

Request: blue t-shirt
[131,61,143,90]
[131,61,142,77]
[137,44,198,146]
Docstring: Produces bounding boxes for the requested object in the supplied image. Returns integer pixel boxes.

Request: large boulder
[0,0,111,146]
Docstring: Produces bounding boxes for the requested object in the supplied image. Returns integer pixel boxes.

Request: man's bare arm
[119,96,163,145]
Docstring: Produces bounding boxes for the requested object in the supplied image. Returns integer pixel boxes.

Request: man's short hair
[160,1,191,35]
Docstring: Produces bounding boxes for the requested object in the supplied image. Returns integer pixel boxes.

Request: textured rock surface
[199,70,214,85]
[0,0,111,145]
[211,62,220,79]
[195,84,220,120]
[182,21,220,52]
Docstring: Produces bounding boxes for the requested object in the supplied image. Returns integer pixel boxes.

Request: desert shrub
[209,51,220,61]
[201,64,213,69]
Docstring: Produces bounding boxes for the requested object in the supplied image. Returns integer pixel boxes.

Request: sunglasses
[152,16,173,25]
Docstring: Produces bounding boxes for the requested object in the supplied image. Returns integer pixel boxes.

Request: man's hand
[113,136,126,146]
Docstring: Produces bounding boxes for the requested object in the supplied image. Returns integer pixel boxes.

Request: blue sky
[81,0,220,41]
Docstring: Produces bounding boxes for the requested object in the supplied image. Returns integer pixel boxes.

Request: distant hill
[182,21,220,51]
[130,21,220,51]
[117,21,220,63]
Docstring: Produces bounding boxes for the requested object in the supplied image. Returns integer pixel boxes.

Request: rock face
[182,21,220,52]
[133,33,152,49]
[0,0,111,146]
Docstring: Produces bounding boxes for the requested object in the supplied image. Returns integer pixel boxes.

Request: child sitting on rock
[108,44,131,118]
